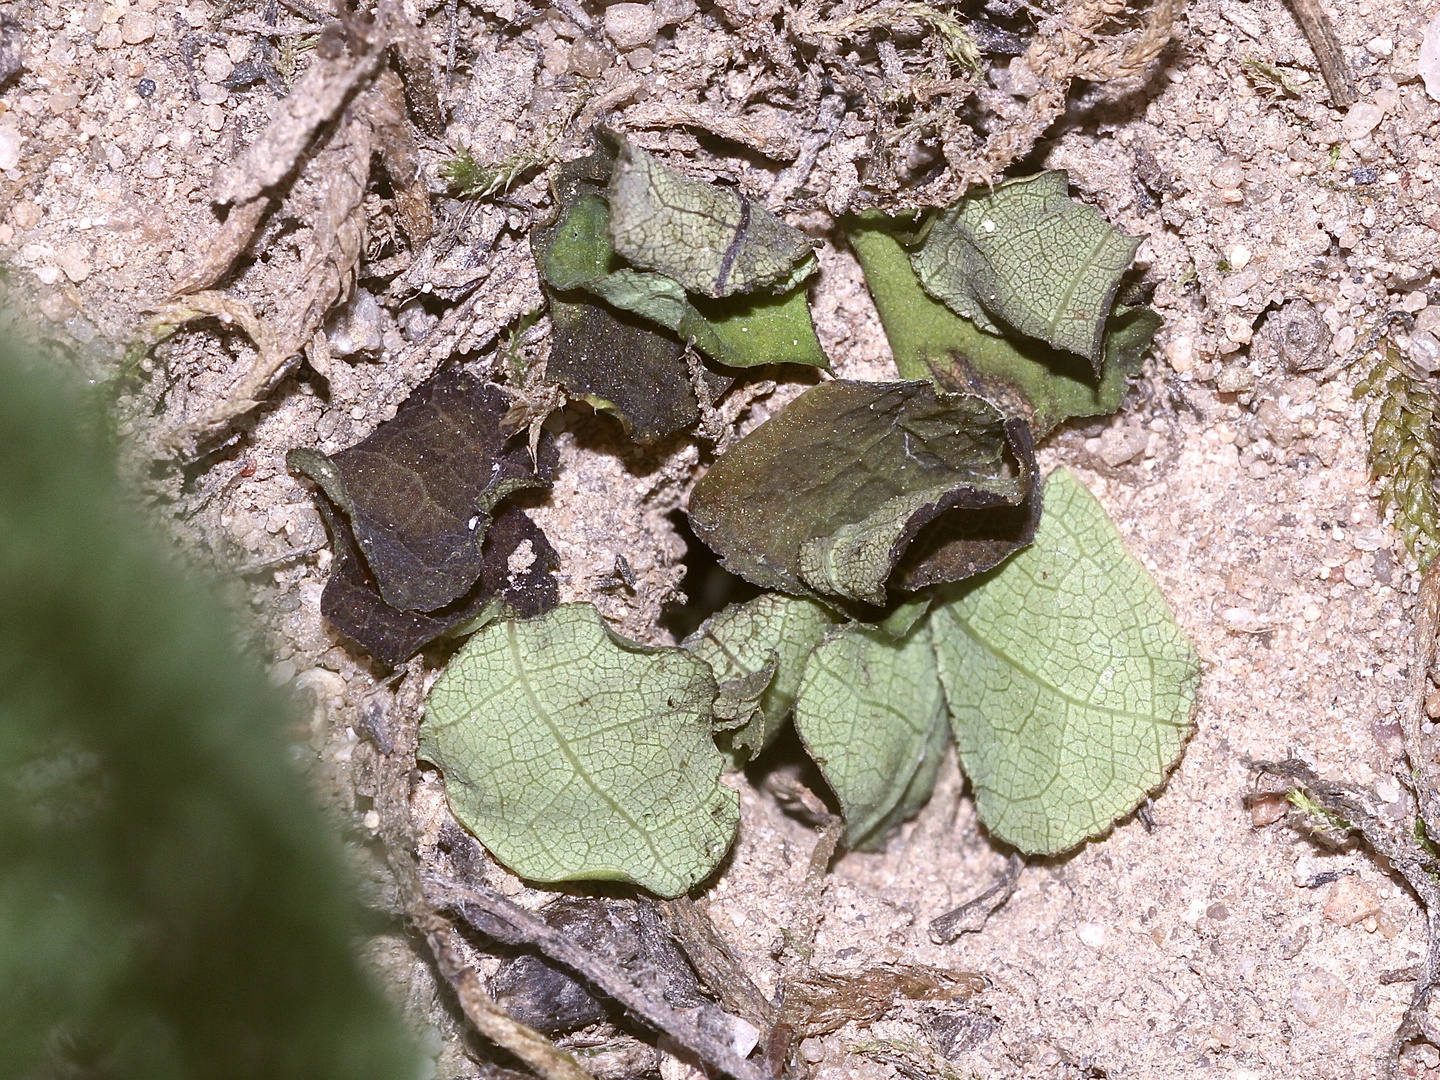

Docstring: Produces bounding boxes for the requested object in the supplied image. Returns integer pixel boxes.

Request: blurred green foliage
[0,334,418,1079]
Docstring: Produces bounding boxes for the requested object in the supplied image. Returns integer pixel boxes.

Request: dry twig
[1284,0,1357,107]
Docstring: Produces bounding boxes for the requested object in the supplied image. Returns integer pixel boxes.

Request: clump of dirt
[5,0,1440,1076]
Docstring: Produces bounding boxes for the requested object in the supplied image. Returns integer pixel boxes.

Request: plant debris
[607,141,817,298]
[794,620,951,848]
[911,171,1142,369]
[289,369,555,613]
[163,4,439,450]
[683,593,838,764]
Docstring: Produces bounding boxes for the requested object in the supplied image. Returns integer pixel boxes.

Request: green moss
[1355,346,1440,568]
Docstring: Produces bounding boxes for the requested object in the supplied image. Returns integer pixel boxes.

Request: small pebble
[570,35,610,77]
[120,11,156,45]
[137,78,156,98]
[1425,689,1440,719]
[654,0,697,24]
[1341,101,1385,142]
[12,200,40,228]
[1210,156,1243,190]
[202,49,235,84]
[1249,793,1288,827]
[0,126,18,171]
[1076,922,1106,948]
[605,2,660,49]
[1223,313,1254,345]
[1366,36,1393,58]
[55,245,91,283]
[197,81,229,106]
[1323,877,1382,927]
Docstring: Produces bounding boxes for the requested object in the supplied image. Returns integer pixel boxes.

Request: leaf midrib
[506,619,667,871]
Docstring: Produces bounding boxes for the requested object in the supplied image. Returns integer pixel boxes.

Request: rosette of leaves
[416,172,1198,892]
[533,139,828,441]
[288,367,560,664]
[846,172,1160,435]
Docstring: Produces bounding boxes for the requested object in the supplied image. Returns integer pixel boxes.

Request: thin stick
[1284,0,1357,107]
[1259,758,1440,1078]
[424,874,772,1080]
[658,897,778,1030]
[375,662,597,1080]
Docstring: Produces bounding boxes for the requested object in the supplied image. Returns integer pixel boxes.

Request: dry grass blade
[133,291,277,361]
[167,195,272,298]
[972,0,1181,180]
[1255,758,1440,1079]
[658,897,778,1030]
[382,6,446,137]
[620,101,802,161]
[377,662,599,1080]
[423,875,772,1080]
[212,47,382,206]
[786,965,985,1037]
[278,99,372,357]
[173,96,374,449]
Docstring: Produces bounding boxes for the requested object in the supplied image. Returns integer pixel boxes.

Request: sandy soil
[4,0,1440,1076]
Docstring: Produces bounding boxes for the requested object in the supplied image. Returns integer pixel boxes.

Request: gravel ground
[4,0,1440,1076]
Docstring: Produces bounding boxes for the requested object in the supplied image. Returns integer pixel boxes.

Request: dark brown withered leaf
[314,497,558,666]
[534,168,711,442]
[289,368,555,613]
[687,380,1035,606]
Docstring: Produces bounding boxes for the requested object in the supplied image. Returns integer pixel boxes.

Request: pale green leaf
[608,140,815,298]
[421,605,738,896]
[911,172,1143,367]
[546,191,826,369]
[847,220,1154,435]
[931,468,1199,855]
[683,594,838,764]
[794,622,950,849]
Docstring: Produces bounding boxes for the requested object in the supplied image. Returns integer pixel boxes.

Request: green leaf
[930,468,1200,855]
[533,192,705,442]
[683,594,838,764]
[848,220,1154,435]
[688,380,1036,606]
[421,605,738,896]
[607,140,816,298]
[0,336,419,1080]
[911,171,1142,368]
[546,192,826,369]
[794,622,950,849]
[287,369,554,613]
